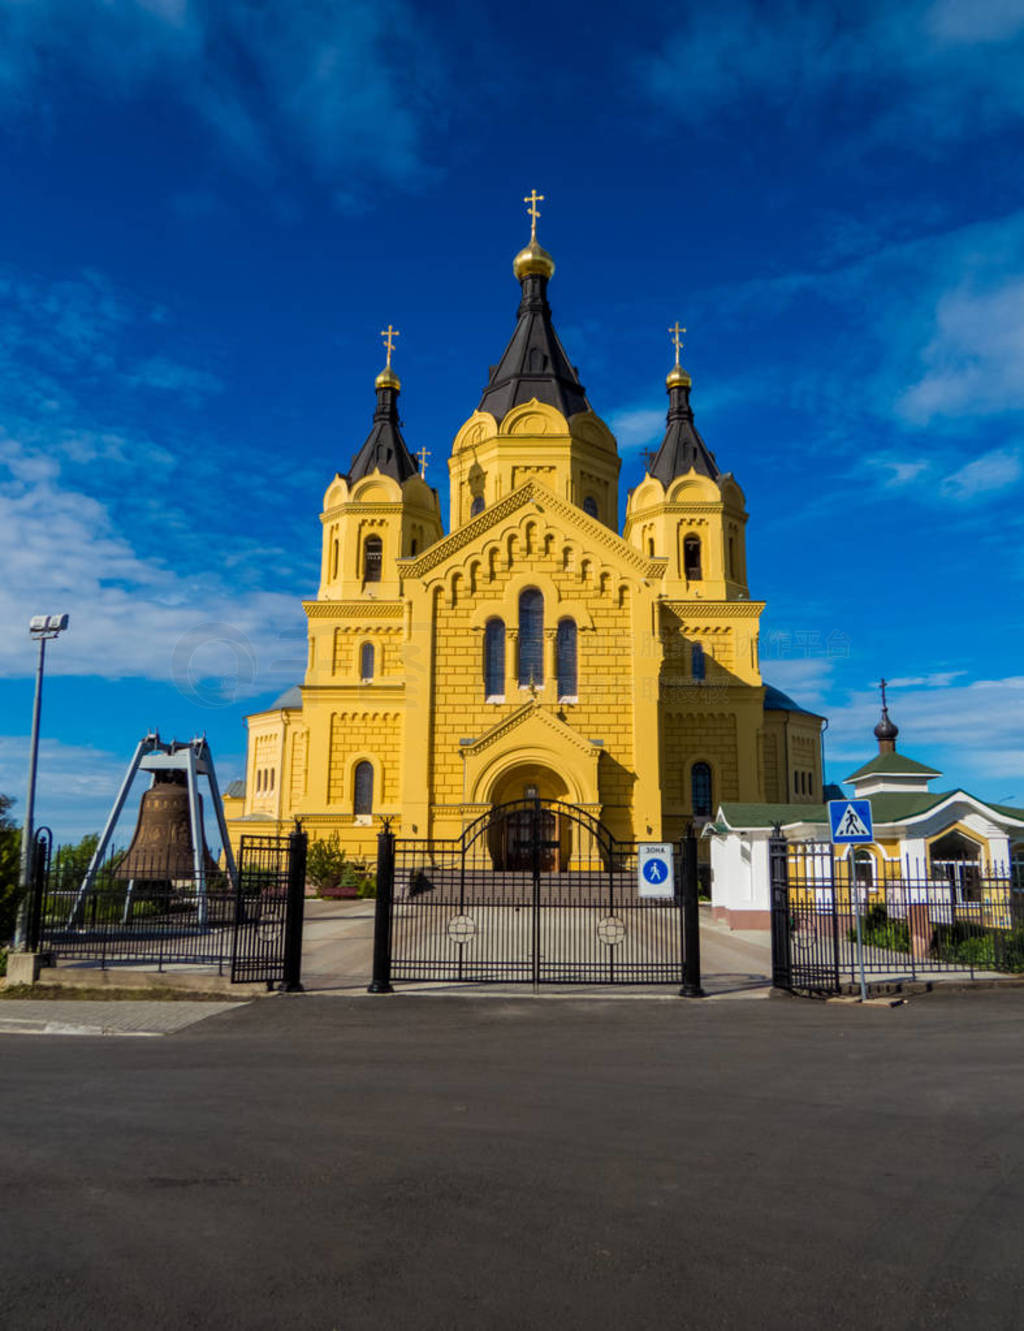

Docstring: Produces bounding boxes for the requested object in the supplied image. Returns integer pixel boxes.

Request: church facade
[222,211,825,861]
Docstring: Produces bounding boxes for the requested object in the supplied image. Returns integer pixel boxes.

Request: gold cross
[669,322,686,366]
[380,324,399,368]
[417,446,430,479]
[524,189,544,241]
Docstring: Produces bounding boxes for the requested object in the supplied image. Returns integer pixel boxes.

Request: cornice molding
[304,601,405,619]
[660,600,766,619]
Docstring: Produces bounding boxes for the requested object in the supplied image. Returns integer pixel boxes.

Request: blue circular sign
[642,858,669,885]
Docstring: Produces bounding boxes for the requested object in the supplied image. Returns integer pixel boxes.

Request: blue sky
[1,0,1023,841]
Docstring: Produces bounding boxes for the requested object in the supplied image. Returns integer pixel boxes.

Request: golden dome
[513,238,555,281]
[375,365,401,391]
[666,364,692,389]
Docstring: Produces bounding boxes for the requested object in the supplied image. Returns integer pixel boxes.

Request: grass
[0,984,244,1002]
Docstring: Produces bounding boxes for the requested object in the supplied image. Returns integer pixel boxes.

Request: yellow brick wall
[428,543,636,818]
[660,711,739,812]
[763,731,780,802]
[327,709,402,807]
[289,729,308,805]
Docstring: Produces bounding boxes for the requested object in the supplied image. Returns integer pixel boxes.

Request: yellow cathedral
[223,202,825,861]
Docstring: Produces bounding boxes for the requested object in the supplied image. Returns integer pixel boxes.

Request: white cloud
[885,671,967,687]
[898,278,1024,422]
[0,434,306,694]
[927,0,1024,44]
[606,406,665,449]
[637,0,1024,146]
[0,0,443,195]
[872,457,932,487]
[940,447,1022,499]
[824,676,1024,799]
[761,658,835,710]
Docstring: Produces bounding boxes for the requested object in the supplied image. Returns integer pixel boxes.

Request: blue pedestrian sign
[828,799,874,844]
[638,843,674,899]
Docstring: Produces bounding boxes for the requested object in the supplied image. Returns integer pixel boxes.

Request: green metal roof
[844,751,942,782]
[720,790,1024,831]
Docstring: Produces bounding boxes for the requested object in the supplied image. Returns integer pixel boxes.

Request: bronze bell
[114,770,218,880]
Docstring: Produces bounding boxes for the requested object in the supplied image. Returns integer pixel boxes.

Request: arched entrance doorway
[930,829,982,901]
[488,766,569,871]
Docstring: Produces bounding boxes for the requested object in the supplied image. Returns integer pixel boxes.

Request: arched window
[556,618,578,699]
[269,769,275,792]
[648,537,655,556]
[518,588,544,688]
[410,539,418,556]
[353,761,374,816]
[692,762,713,817]
[330,539,339,579]
[582,495,598,519]
[256,769,262,793]
[484,618,505,699]
[684,535,702,580]
[470,494,485,517]
[692,642,705,680]
[728,536,735,578]
[363,535,382,582]
[360,642,375,681]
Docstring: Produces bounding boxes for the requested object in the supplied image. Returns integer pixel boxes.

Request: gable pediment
[465,700,598,762]
[400,478,662,583]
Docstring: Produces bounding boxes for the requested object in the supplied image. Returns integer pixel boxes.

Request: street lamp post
[14,614,69,950]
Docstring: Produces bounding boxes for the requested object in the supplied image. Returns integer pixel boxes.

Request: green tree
[0,793,23,943]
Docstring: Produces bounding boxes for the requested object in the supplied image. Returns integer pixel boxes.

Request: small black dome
[874,708,899,742]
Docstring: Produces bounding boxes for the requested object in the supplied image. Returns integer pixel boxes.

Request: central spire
[478,190,589,422]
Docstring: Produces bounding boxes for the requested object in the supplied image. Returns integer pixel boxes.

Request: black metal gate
[368,800,703,993]
[232,829,307,987]
[769,829,1024,993]
[26,824,307,989]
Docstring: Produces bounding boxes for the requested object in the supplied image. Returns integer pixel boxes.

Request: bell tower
[448,192,621,528]
[317,328,443,604]
[624,327,751,601]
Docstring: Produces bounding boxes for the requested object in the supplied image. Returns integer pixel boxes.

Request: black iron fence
[26,826,307,987]
[771,834,1024,992]
[368,800,703,994]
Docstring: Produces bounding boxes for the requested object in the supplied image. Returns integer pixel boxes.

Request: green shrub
[849,903,910,953]
[0,794,22,945]
[306,832,350,895]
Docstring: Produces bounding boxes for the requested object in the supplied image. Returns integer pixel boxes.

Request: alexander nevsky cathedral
[222,197,825,861]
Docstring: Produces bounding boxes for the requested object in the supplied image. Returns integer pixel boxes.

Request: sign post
[828,799,873,1003]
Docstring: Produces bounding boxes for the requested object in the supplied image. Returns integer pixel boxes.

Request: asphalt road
[2,991,1023,1330]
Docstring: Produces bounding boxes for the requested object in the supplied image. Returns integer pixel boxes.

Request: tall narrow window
[518,588,544,688]
[728,536,735,578]
[582,495,598,519]
[354,761,374,815]
[363,535,382,582]
[692,642,706,680]
[692,762,712,817]
[470,494,485,517]
[556,618,578,699]
[360,642,375,681]
[683,535,702,580]
[330,539,339,579]
[484,618,506,699]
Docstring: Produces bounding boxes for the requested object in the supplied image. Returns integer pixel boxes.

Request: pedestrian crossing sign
[828,799,873,844]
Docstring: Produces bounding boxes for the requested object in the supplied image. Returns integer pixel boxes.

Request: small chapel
[222,198,826,860]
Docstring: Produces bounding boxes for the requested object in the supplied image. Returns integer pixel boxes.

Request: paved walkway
[0,1000,243,1037]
